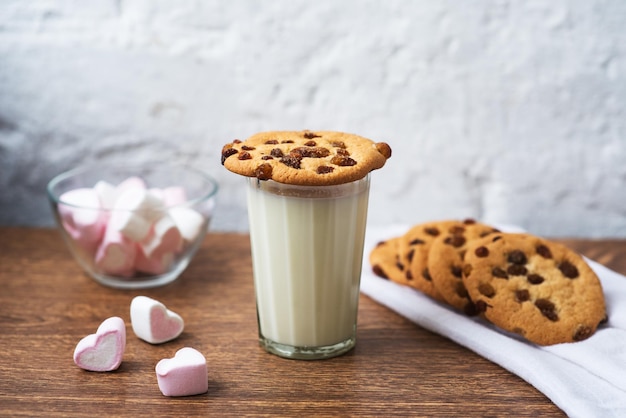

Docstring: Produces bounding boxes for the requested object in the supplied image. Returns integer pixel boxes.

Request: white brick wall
[0,1,625,237]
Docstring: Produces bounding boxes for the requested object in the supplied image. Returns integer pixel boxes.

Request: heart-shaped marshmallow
[73,316,126,372]
[155,347,208,397]
[130,296,184,344]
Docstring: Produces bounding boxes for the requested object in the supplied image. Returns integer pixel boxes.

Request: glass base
[258,335,356,360]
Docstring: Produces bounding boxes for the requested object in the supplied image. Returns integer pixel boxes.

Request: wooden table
[1,227,625,416]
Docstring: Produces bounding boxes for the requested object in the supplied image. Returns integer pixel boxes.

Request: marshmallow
[140,215,183,259]
[130,296,184,344]
[167,207,206,242]
[134,250,174,275]
[94,180,118,210]
[116,176,147,193]
[155,347,208,397]
[73,317,126,372]
[162,186,188,207]
[109,189,164,242]
[58,188,106,251]
[95,227,136,276]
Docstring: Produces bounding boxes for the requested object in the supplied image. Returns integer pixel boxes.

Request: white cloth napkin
[360,225,626,418]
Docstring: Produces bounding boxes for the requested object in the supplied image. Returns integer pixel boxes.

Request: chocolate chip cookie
[462,233,607,345]
[369,237,412,286]
[427,222,500,315]
[221,130,392,186]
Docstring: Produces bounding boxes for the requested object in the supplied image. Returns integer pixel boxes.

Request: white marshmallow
[141,215,183,258]
[130,296,184,344]
[94,180,118,210]
[162,186,187,207]
[58,188,106,252]
[110,189,164,242]
[155,347,208,397]
[167,207,206,242]
[73,317,126,372]
[95,227,136,276]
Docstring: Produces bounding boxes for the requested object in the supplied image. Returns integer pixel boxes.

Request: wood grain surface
[1,227,624,417]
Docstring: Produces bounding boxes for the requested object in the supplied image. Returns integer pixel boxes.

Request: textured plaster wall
[0,0,625,237]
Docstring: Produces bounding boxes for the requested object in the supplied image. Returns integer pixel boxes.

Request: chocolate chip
[241,145,255,151]
[449,226,466,234]
[293,147,330,158]
[515,289,530,302]
[444,235,466,248]
[303,131,321,139]
[422,268,432,281]
[456,281,469,298]
[261,156,273,160]
[330,140,347,149]
[405,269,413,280]
[527,274,545,284]
[507,250,527,265]
[475,246,489,257]
[507,264,528,276]
[463,218,476,225]
[558,260,579,279]
[464,301,478,316]
[304,140,317,146]
[410,238,425,245]
[233,139,242,144]
[280,155,302,169]
[478,283,495,298]
[451,265,463,278]
[424,227,440,236]
[407,248,415,262]
[265,140,279,144]
[221,147,238,164]
[492,267,508,279]
[372,265,388,279]
[330,155,357,166]
[254,163,273,181]
[573,325,593,341]
[238,151,252,160]
[492,236,502,242]
[474,300,488,313]
[536,244,553,259]
[335,148,350,156]
[281,140,294,144]
[270,148,284,158]
[317,165,334,174]
[535,299,559,321]
[396,261,404,271]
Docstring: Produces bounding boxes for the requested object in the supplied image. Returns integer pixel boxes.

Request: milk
[246,176,370,356]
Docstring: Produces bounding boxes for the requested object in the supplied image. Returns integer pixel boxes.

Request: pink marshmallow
[130,296,184,344]
[134,249,174,275]
[155,347,208,397]
[73,317,126,372]
[95,227,136,276]
[58,188,106,252]
[140,215,183,259]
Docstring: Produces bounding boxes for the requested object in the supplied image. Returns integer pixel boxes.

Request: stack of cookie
[369,219,608,345]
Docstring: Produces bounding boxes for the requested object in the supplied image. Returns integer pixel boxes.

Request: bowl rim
[46,162,219,210]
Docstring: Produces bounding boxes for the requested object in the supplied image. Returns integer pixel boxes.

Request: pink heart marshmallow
[58,188,106,253]
[73,317,126,372]
[130,296,184,344]
[155,347,208,397]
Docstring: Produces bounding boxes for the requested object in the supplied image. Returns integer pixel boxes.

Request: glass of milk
[246,174,370,360]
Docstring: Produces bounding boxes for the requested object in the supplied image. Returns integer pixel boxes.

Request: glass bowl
[47,163,219,289]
